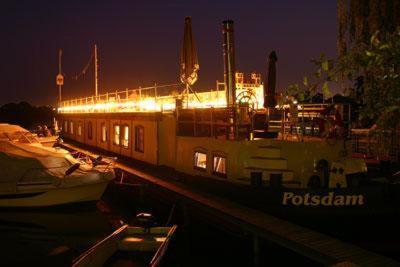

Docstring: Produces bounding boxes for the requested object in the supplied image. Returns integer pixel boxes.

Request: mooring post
[253,234,260,267]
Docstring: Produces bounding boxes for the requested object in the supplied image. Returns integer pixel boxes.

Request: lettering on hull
[282,192,365,207]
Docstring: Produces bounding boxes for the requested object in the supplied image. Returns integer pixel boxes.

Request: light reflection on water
[0,202,116,267]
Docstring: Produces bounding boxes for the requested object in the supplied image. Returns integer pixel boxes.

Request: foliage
[286,53,337,103]
[287,28,400,129]
[349,29,400,128]
[339,0,400,55]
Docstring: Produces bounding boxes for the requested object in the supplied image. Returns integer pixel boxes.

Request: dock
[63,142,399,266]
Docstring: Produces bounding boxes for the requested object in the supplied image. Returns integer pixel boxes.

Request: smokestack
[222,20,236,106]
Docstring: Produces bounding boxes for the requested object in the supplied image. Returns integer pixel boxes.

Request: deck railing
[351,128,400,162]
[57,83,266,114]
[58,83,182,113]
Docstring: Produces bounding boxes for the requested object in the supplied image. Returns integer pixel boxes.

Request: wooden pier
[63,143,399,266]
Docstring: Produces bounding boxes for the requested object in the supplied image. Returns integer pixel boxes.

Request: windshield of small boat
[7,131,39,144]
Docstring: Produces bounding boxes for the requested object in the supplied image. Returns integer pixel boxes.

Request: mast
[94,44,99,97]
[56,49,64,103]
[222,20,236,106]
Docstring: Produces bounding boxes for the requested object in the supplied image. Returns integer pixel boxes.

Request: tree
[338,0,400,53]
[287,1,400,129]
[287,28,400,129]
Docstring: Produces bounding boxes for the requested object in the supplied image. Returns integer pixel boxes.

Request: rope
[166,201,177,226]
[72,52,94,80]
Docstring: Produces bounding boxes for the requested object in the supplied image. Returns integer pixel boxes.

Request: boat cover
[0,124,73,184]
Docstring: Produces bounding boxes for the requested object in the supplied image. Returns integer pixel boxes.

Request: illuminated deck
[58,80,265,114]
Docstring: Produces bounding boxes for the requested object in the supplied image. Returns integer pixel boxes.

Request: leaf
[322,82,330,97]
[379,44,390,50]
[309,84,318,94]
[370,32,380,46]
[315,69,322,78]
[298,93,305,101]
[322,60,329,71]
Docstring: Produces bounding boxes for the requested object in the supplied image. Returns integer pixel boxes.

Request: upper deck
[57,74,265,114]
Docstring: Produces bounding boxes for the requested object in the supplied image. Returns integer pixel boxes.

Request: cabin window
[213,155,227,177]
[87,122,93,140]
[63,121,68,133]
[135,125,144,153]
[194,151,207,170]
[70,121,74,134]
[122,125,129,148]
[101,123,107,143]
[77,123,82,136]
[113,125,120,145]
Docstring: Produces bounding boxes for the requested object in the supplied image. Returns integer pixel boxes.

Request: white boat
[73,214,177,267]
[37,135,59,147]
[0,123,115,208]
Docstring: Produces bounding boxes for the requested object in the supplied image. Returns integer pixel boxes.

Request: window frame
[77,123,82,137]
[70,121,74,134]
[193,149,208,171]
[87,121,93,140]
[113,124,120,146]
[212,153,227,178]
[101,122,108,143]
[122,124,129,149]
[134,125,144,153]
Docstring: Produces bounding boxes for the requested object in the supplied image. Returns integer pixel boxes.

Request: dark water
[0,183,319,267]
[0,205,113,266]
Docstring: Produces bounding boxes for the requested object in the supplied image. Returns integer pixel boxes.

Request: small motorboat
[73,213,178,267]
[0,123,115,208]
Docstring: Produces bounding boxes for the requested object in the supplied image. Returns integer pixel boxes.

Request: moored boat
[72,213,177,267]
[56,18,399,218]
[0,123,115,208]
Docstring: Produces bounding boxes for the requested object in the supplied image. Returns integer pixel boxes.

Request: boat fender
[92,156,103,167]
[65,163,81,176]
[52,137,63,147]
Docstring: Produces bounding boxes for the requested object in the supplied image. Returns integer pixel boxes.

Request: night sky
[0,0,337,106]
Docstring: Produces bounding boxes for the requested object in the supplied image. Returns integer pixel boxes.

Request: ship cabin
[57,72,357,188]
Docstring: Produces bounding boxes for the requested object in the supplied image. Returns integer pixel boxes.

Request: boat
[56,19,399,217]
[72,213,178,267]
[0,123,115,208]
[37,135,59,147]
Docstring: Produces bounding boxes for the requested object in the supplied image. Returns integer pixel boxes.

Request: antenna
[94,44,99,97]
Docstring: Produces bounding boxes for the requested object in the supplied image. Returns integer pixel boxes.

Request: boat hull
[0,180,110,208]
[228,184,400,219]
